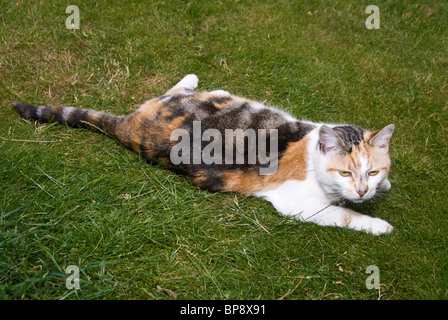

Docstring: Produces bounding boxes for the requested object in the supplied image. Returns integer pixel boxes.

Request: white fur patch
[172,74,199,90]
[209,90,231,96]
[36,106,44,118]
[62,107,76,121]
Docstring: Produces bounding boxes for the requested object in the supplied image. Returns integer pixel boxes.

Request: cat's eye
[368,170,379,176]
[338,170,352,177]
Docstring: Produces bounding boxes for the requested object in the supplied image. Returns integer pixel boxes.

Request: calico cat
[12,74,395,235]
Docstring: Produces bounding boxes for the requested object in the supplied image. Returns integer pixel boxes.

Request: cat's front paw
[348,216,393,235]
[378,178,391,191]
[365,217,394,235]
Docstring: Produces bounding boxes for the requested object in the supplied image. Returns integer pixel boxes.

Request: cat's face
[315,124,395,203]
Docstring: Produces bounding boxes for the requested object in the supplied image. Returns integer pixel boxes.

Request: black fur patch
[12,102,39,120]
[333,126,365,151]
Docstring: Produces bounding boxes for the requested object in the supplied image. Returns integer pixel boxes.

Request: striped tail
[12,102,124,137]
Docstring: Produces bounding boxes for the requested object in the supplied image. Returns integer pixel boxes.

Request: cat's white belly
[253,178,334,220]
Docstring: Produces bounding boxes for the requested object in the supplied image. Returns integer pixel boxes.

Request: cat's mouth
[344,192,375,204]
[335,197,366,205]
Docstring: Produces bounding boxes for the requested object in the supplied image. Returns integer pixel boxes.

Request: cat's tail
[12,102,124,137]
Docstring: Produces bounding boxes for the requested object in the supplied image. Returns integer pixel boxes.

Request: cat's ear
[367,124,395,152]
[318,125,346,154]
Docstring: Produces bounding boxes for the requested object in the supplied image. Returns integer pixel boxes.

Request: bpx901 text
[224,304,265,315]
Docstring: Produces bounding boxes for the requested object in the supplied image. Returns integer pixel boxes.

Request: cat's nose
[357,189,368,197]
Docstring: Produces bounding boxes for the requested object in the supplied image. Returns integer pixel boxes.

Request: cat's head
[314,124,395,203]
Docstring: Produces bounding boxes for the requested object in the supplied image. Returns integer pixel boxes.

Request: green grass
[1,0,447,300]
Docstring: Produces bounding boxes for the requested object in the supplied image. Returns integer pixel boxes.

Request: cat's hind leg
[165,74,199,95]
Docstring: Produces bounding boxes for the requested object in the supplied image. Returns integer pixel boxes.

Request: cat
[12,74,395,235]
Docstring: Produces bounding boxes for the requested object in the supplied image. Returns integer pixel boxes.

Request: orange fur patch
[154,115,187,149]
[165,87,188,95]
[137,99,163,120]
[115,99,164,155]
[221,136,310,194]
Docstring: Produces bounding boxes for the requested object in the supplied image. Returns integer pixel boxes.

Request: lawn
[0,0,447,300]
